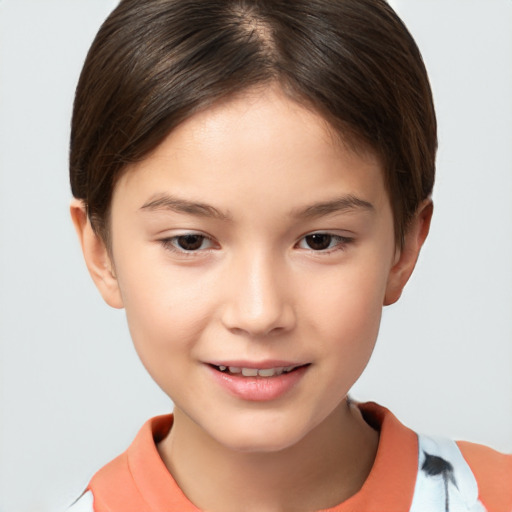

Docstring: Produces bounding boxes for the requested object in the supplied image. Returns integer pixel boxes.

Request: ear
[70,199,124,309]
[384,200,433,306]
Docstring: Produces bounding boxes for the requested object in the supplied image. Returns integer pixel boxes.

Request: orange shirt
[73,403,512,512]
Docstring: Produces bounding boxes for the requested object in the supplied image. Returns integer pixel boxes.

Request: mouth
[207,362,310,401]
[209,364,308,378]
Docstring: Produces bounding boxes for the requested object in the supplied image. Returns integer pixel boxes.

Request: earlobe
[70,199,124,309]
[384,200,433,306]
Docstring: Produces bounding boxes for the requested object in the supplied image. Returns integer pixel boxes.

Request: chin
[221,432,301,454]
[208,414,316,454]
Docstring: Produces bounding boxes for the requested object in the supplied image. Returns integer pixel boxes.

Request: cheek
[303,260,389,359]
[308,257,388,315]
[113,250,216,371]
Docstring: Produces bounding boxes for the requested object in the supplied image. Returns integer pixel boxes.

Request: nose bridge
[222,246,294,336]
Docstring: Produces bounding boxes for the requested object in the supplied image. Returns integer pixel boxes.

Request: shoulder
[358,402,512,512]
[65,451,144,512]
[84,433,153,511]
[78,414,178,512]
[457,440,512,512]
[409,434,512,512]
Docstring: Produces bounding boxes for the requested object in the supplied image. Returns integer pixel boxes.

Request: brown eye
[161,233,215,255]
[304,233,334,251]
[176,234,206,251]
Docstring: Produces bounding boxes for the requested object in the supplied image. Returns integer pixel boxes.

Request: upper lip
[206,360,308,370]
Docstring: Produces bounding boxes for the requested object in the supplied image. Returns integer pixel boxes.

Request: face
[87,87,412,453]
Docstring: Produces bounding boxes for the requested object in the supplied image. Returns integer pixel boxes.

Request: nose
[221,252,296,337]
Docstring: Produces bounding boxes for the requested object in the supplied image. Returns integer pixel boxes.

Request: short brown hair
[70,0,436,247]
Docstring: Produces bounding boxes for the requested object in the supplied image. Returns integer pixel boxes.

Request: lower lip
[207,365,309,402]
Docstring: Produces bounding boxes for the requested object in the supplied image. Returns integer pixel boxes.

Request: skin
[71,87,432,512]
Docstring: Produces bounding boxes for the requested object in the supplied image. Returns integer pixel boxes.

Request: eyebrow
[140,193,373,221]
[140,194,232,221]
[292,195,375,219]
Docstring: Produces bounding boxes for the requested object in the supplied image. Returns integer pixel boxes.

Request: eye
[297,233,352,252]
[161,233,215,253]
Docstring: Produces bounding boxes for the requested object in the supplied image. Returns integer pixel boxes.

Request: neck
[158,400,379,512]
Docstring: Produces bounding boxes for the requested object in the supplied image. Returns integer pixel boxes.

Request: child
[68,0,512,511]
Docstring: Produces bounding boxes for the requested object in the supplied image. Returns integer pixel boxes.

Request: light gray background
[0,1,511,511]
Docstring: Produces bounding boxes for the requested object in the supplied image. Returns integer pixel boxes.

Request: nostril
[227,324,289,337]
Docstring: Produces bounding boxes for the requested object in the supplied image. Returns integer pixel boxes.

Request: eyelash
[159,232,353,256]
[160,233,216,256]
[295,233,353,253]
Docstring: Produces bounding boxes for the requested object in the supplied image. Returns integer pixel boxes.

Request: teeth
[241,368,259,377]
[257,368,277,377]
[218,365,299,377]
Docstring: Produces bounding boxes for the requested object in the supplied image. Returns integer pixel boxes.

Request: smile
[214,365,301,377]
[208,363,310,401]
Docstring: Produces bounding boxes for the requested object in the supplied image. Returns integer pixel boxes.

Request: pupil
[306,234,332,250]
[178,234,203,250]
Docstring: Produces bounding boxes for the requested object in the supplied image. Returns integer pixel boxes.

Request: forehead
[113,87,388,217]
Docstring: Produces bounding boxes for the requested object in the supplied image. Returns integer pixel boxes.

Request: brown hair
[70,0,436,247]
